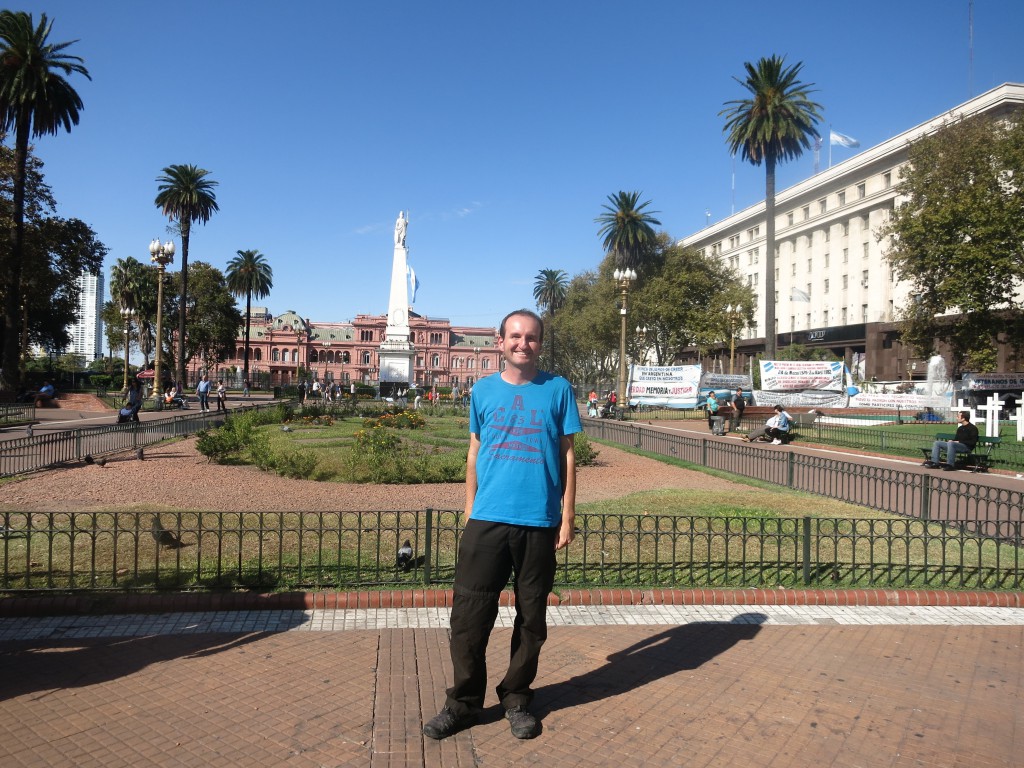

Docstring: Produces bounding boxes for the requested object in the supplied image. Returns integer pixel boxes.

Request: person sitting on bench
[764,404,792,444]
[924,411,978,470]
[34,381,56,406]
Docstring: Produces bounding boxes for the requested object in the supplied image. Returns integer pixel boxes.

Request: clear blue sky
[14,0,1024,334]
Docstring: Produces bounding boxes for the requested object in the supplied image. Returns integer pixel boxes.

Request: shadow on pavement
[0,628,292,702]
[535,612,767,715]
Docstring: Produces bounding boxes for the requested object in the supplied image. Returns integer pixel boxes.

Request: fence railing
[616,406,1024,470]
[584,419,1024,543]
[0,400,287,477]
[0,402,34,427]
[1,510,1020,594]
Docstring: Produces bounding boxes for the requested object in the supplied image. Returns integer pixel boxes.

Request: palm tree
[109,257,147,389]
[720,55,822,359]
[154,164,219,386]
[596,192,661,409]
[226,249,273,385]
[595,191,661,271]
[0,11,89,391]
[533,268,568,372]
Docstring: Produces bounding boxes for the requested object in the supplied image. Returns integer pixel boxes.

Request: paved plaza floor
[2,602,1022,767]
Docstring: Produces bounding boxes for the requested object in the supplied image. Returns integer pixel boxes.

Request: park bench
[919,433,1000,473]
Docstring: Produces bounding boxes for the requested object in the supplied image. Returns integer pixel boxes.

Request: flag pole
[828,124,833,168]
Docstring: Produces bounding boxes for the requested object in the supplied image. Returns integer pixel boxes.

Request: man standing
[423,309,580,742]
[924,411,979,470]
[196,374,212,412]
[730,387,746,432]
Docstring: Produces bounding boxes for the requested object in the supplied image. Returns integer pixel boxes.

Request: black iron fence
[0,400,285,477]
[0,402,34,427]
[1,509,1021,594]
[585,419,1024,544]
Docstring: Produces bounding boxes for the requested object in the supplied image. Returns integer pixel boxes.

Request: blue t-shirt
[469,371,582,528]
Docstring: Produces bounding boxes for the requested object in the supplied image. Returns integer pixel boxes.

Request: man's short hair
[499,309,544,343]
[959,411,971,421]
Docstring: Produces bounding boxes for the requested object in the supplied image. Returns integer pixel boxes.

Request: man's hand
[555,514,575,550]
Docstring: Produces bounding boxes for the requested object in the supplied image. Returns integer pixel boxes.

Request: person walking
[215,379,227,412]
[196,375,212,412]
[423,308,581,742]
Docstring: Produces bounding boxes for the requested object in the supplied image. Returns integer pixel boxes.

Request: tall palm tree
[226,249,273,385]
[154,164,219,386]
[533,268,568,372]
[595,191,661,271]
[0,11,89,391]
[720,55,822,359]
[596,191,660,409]
[109,256,147,387]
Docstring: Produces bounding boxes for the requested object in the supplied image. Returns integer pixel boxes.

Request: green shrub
[574,432,600,466]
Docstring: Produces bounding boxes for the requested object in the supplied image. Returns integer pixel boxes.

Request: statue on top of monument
[394,211,408,247]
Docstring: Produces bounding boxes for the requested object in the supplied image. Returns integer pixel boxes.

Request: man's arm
[464,433,481,524]
[555,434,577,550]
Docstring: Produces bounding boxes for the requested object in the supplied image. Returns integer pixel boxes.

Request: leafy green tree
[226,249,273,384]
[549,270,618,391]
[154,163,219,387]
[532,268,568,373]
[721,55,822,359]
[0,10,89,391]
[880,114,1024,375]
[632,236,755,364]
[595,191,661,271]
[166,261,242,382]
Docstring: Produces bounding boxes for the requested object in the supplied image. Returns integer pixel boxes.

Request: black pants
[445,519,557,718]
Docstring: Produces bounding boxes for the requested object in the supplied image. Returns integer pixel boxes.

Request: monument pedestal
[379,212,416,398]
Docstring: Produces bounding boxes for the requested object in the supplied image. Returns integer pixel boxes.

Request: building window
[862,269,869,288]
[791,263,796,276]
[467,358,475,369]
[729,235,740,249]
[775,268,780,281]
[861,213,870,230]
[271,349,280,362]
[843,247,849,263]
[823,228,830,243]
[807,259,812,273]
[802,205,810,220]
[429,332,443,344]
[842,274,849,289]
[482,358,490,370]
[842,221,850,237]
[862,304,869,322]
[824,253,830,268]
[818,198,827,214]
[824,279,830,294]
[787,212,794,226]
[432,354,440,367]
[805,283,812,299]
[362,351,371,364]
[838,191,846,206]
[857,182,866,199]
[863,242,870,259]
[806,313,811,328]
[883,172,892,189]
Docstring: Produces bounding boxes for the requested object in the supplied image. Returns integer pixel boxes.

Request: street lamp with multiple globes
[149,238,175,408]
[725,304,744,375]
[613,267,637,410]
[120,306,135,393]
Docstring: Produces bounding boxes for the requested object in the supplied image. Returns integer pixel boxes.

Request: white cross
[948,399,975,425]
[1008,393,1024,442]
[976,394,1003,437]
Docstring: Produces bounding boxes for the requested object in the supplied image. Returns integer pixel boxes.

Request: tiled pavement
[2,603,1022,767]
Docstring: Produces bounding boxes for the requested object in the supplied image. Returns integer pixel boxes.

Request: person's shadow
[533,612,767,719]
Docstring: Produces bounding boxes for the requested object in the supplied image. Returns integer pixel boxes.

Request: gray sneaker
[422,706,476,740]
[505,705,539,739]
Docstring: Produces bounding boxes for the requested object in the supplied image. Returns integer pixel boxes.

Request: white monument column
[378,211,416,393]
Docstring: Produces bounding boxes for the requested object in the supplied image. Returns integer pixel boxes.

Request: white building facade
[67,270,104,361]
[680,82,1024,382]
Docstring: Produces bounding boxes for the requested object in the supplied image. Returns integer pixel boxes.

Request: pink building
[222,308,500,390]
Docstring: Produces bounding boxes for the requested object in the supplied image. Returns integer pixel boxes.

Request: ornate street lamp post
[295,328,304,384]
[613,268,637,412]
[149,238,175,408]
[120,306,135,393]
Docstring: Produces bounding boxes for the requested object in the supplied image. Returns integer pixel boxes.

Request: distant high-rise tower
[68,270,104,360]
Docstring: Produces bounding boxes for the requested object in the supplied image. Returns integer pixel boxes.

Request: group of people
[705,388,748,433]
